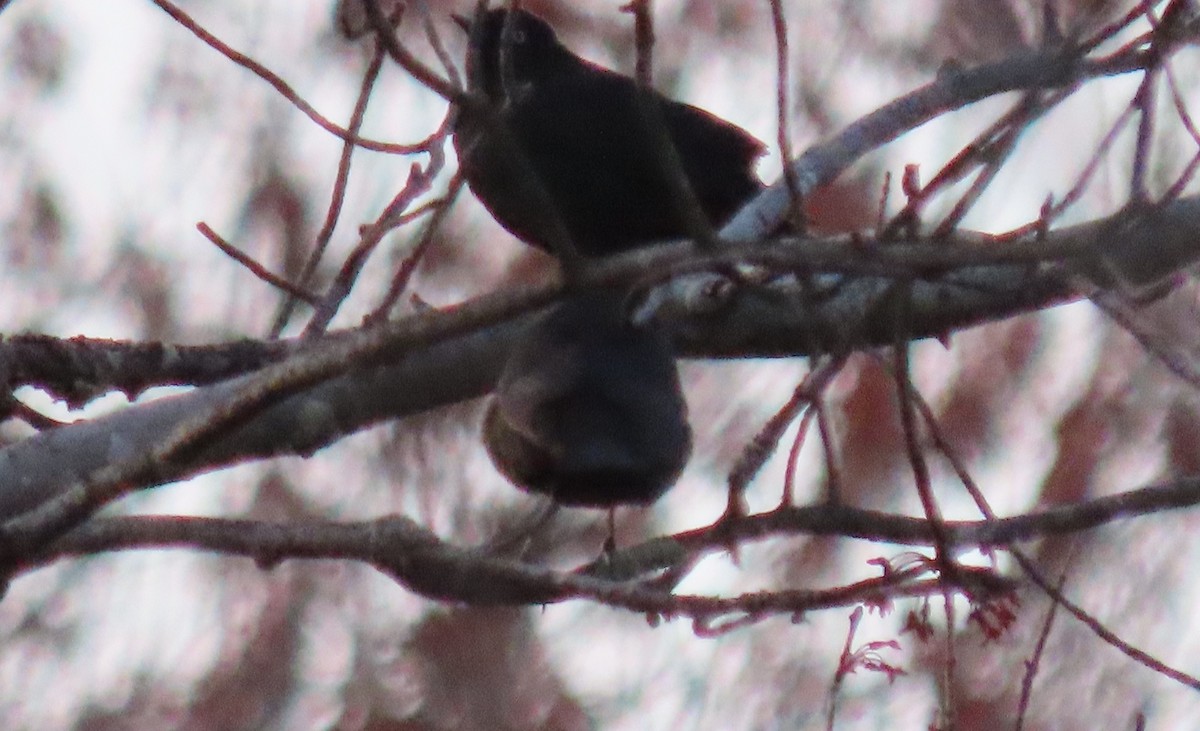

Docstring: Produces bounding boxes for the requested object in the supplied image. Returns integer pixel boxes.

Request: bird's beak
[451,13,471,33]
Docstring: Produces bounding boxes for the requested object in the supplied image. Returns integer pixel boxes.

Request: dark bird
[452,8,765,258]
[483,291,691,507]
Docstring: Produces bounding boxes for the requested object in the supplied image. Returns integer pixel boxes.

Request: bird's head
[454,8,566,102]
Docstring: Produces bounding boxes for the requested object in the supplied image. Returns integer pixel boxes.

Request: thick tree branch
[2,196,1200,526]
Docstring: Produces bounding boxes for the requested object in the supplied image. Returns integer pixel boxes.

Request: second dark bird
[483,291,691,507]
[453,8,765,258]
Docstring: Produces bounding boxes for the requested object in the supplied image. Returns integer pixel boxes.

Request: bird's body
[453,9,765,258]
[483,292,691,507]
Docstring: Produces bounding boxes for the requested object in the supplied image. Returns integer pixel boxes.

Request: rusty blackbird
[483,291,691,507]
[453,8,765,258]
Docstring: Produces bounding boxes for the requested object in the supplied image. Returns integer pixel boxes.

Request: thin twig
[624,0,654,87]
[826,606,863,731]
[726,359,846,517]
[1014,551,1075,731]
[418,1,463,90]
[270,36,392,337]
[890,339,958,727]
[907,365,1200,693]
[814,396,843,503]
[360,0,464,102]
[150,0,436,154]
[1129,61,1160,205]
[931,91,1058,237]
[624,0,724,251]
[197,223,318,303]
[302,123,449,337]
[780,402,817,507]
[769,0,805,228]
[365,174,466,325]
[996,102,1139,242]
[1013,548,1200,690]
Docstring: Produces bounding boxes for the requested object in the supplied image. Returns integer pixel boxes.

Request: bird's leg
[602,508,618,556]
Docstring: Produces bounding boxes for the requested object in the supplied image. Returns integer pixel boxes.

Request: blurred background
[2,0,1200,728]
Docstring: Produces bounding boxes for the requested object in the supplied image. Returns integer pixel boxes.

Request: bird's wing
[659,92,767,161]
[515,67,766,217]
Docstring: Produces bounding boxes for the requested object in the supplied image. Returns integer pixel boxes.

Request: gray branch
[2,196,1199,524]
